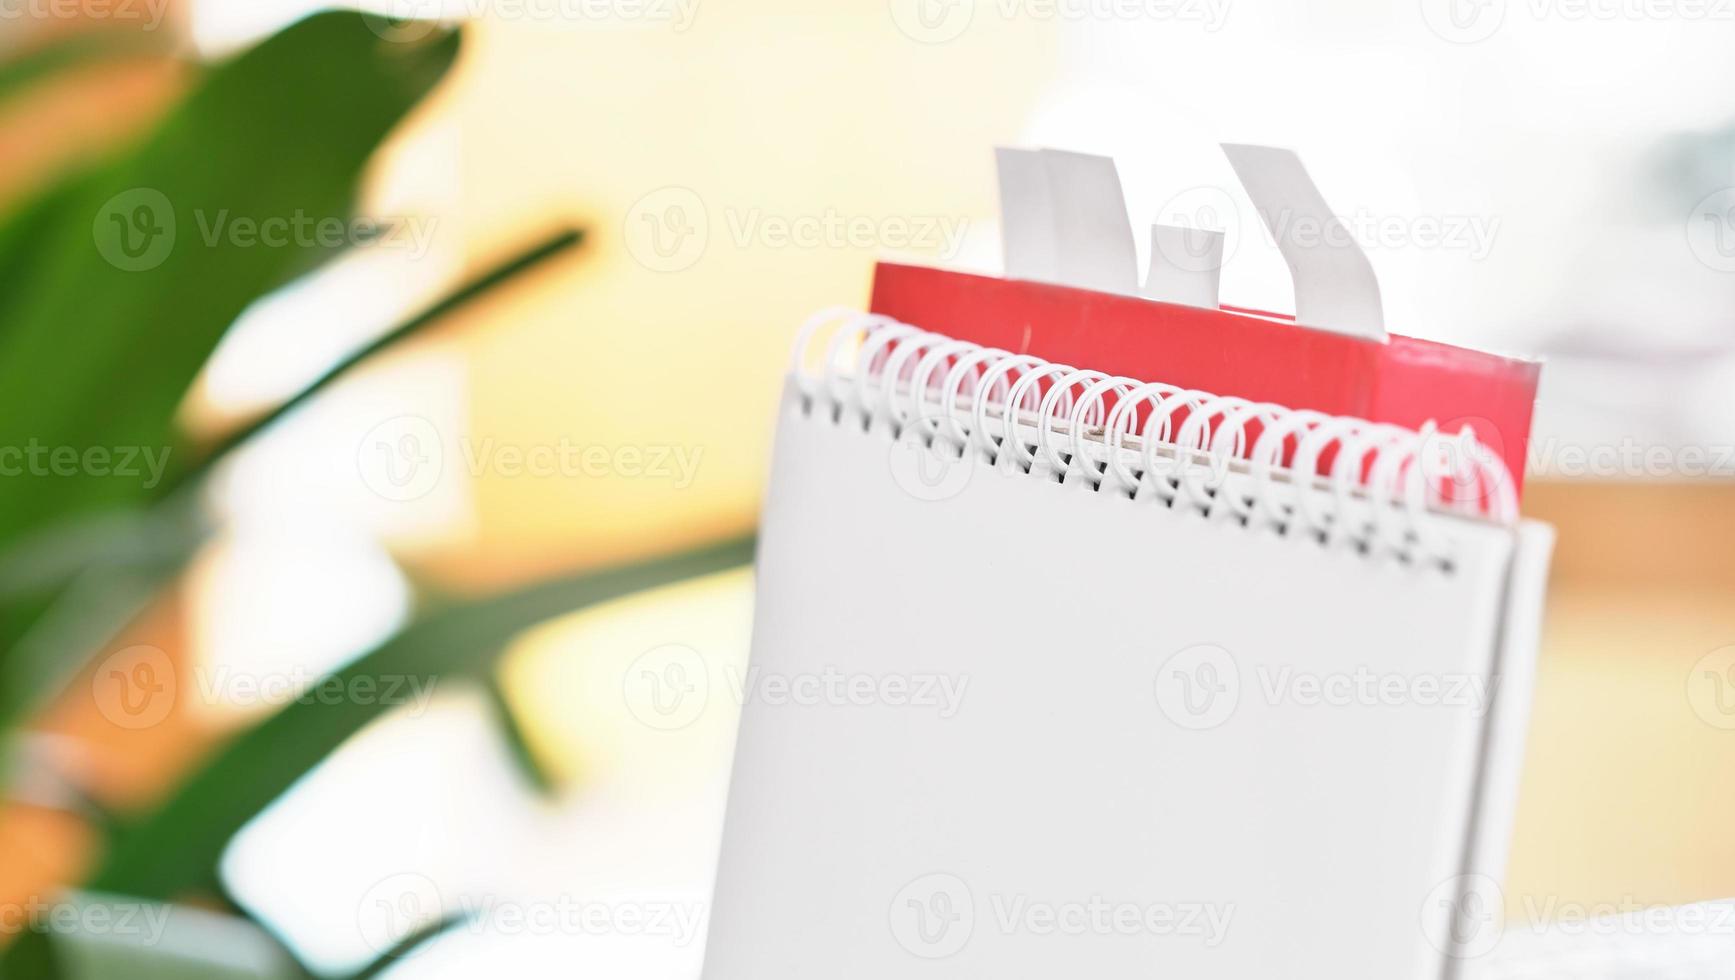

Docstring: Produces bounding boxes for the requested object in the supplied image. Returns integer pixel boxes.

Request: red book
[869,261,1541,497]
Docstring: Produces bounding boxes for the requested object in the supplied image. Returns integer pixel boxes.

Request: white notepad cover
[703,321,1551,979]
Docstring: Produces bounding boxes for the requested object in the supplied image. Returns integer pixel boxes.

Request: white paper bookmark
[1040,149,1139,296]
[1220,143,1386,341]
[995,147,1060,284]
[995,148,1139,296]
[1143,224,1224,309]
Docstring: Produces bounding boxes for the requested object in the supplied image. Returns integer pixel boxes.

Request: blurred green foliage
[0,11,749,978]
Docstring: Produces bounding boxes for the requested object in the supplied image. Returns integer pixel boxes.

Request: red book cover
[869,261,1541,497]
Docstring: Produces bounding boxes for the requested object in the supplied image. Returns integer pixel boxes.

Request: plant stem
[162,226,584,495]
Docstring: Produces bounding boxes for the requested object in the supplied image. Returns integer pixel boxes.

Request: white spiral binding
[789,308,1518,570]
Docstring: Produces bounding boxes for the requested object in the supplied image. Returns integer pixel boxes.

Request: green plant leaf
[0,494,205,734]
[0,11,462,552]
[483,673,559,798]
[0,227,578,734]
[0,173,97,335]
[0,11,461,733]
[83,535,756,902]
[0,921,61,980]
[341,913,469,980]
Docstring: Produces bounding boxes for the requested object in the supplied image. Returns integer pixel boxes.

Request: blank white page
[703,382,1523,980]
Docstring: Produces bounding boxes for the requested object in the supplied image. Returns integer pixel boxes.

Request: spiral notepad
[703,147,1554,979]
